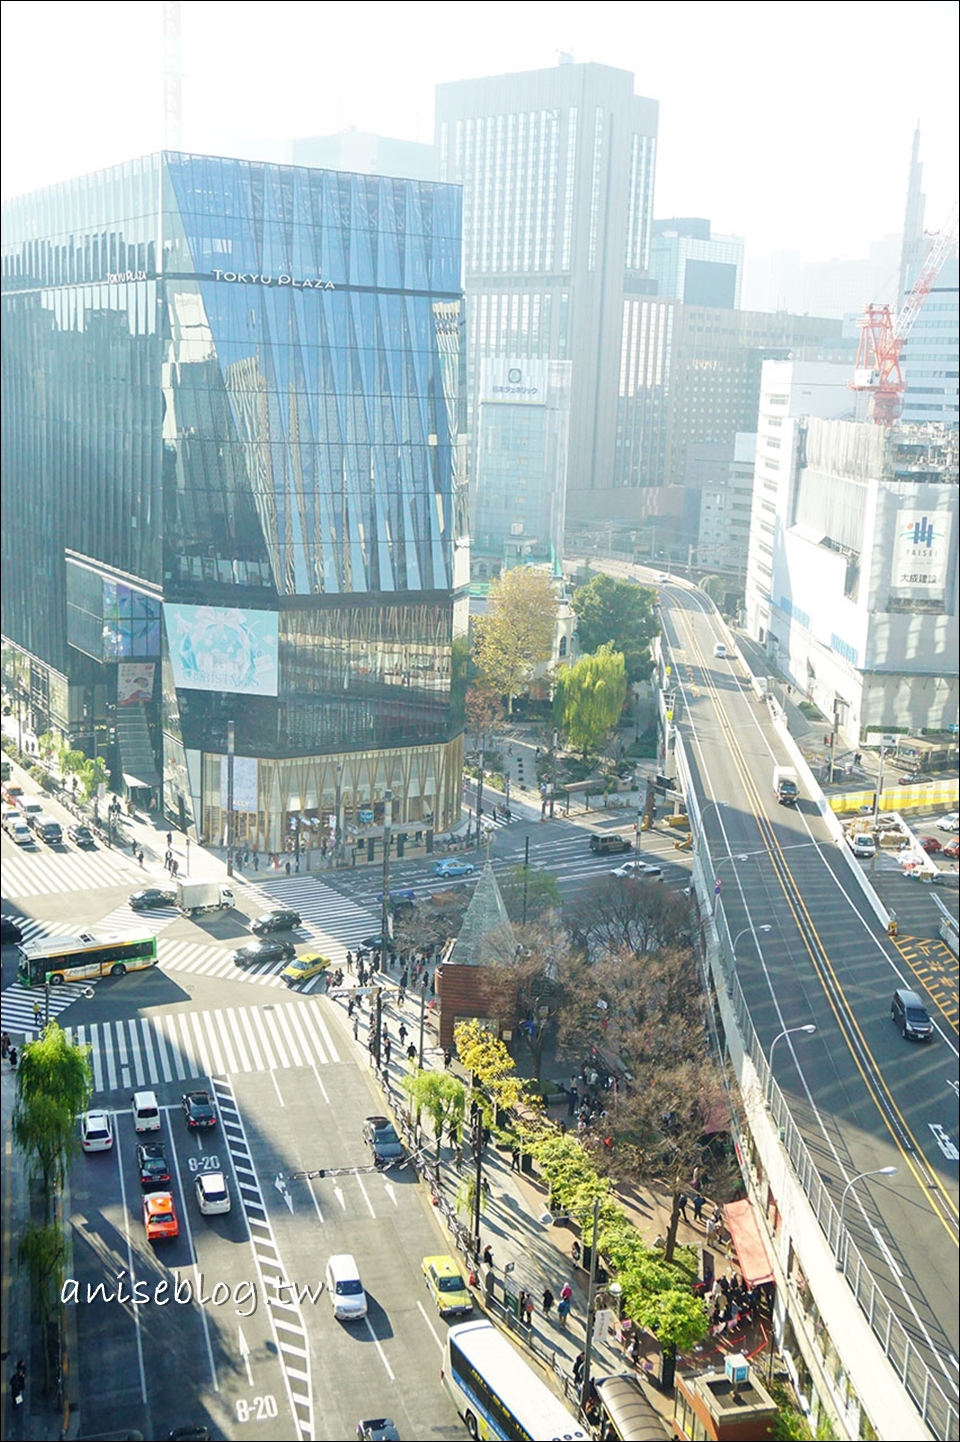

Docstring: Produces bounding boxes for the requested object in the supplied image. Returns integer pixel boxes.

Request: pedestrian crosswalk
[232,874,379,952]
[68,1000,343,1095]
[0,843,142,900]
[1,978,94,1035]
[94,901,181,939]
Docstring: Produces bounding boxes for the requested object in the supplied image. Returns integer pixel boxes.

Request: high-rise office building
[2,152,468,847]
[649,219,744,309]
[696,433,756,575]
[436,59,658,518]
[899,256,959,428]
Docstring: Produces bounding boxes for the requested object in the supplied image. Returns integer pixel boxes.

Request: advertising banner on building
[220,755,259,813]
[479,358,548,406]
[116,662,155,706]
[164,604,279,697]
[890,510,954,598]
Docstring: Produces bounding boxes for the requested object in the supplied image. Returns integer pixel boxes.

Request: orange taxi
[143,1191,179,1242]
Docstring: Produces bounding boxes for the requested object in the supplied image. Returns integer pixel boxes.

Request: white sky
[2,0,957,264]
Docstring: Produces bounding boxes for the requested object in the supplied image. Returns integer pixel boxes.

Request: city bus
[17,934,159,988]
[441,1318,588,1441]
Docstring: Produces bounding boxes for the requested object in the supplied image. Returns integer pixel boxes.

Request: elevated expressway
[658,583,959,1442]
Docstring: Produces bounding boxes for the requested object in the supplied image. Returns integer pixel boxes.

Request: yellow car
[422,1254,473,1317]
[280,952,332,987]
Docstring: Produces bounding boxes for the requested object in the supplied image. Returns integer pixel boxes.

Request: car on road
[657,572,670,584]
[918,836,942,854]
[195,1171,231,1216]
[943,838,959,860]
[433,859,476,879]
[712,642,727,658]
[280,952,331,987]
[230,938,296,967]
[891,987,933,1041]
[1,782,24,806]
[359,934,387,953]
[182,1090,217,1129]
[67,823,97,848]
[128,887,176,911]
[143,1191,179,1242]
[250,907,301,936]
[421,1254,473,1317]
[357,1422,400,1442]
[362,1115,403,1167]
[1,915,24,945]
[935,813,959,832]
[137,1142,171,1188]
[2,805,21,832]
[589,832,632,855]
[9,819,32,846]
[80,1111,114,1152]
[611,860,663,879]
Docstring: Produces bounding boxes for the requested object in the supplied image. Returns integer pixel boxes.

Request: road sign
[866,733,898,748]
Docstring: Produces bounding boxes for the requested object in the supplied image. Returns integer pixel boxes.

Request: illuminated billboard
[164,604,279,697]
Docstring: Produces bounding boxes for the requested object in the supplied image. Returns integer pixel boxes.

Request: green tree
[401,1070,466,1159]
[20,1223,67,1360]
[472,567,557,714]
[554,644,627,757]
[571,574,658,683]
[78,755,108,803]
[13,1023,92,1221]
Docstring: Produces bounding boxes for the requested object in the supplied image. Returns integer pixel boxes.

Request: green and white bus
[441,1319,588,1441]
[17,933,158,988]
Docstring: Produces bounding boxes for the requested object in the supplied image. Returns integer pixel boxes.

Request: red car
[918,836,942,854]
[942,838,959,860]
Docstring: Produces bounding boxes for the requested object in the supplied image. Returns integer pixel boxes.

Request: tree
[472,567,557,714]
[454,1019,524,1114]
[553,644,627,757]
[464,685,503,754]
[13,1023,92,1221]
[571,574,658,683]
[78,755,108,803]
[498,862,562,925]
[400,1070,466,1159]
[564,876,695,961]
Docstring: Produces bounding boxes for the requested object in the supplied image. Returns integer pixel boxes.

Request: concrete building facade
[649,217,744,309]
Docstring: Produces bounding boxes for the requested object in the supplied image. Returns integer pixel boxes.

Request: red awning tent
[722,1199,775,1287]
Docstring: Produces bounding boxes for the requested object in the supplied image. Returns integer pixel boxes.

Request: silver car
[195,1171,231,1215]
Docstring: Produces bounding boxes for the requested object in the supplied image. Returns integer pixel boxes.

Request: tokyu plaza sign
[211,270,335,290]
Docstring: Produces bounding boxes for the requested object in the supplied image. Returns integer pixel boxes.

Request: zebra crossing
[69,999,343,1095]
[0,843,142,900]
[1,978,95,1035]
[93,901,181,939]
[231,874,379,952]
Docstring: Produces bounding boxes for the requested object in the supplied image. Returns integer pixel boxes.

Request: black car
[1,915,24,945]
[67,823,96,849]
[250,907,301,936]
[137,1142,171,1189]
[357,1423,400,1442]
[230,938,296,967]
[362,1115,404,1167]
[129,888,176,911]
[182,1090,217,1128]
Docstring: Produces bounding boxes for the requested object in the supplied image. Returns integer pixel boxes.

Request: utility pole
[472,1107,484,1254]
[380,789,393,956]
[373,986,383,1071]
[522,835,530,925]
[225,719,235,877]
[418,983,427,1068]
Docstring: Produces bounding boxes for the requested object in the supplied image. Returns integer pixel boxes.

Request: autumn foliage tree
[472,566,557,713]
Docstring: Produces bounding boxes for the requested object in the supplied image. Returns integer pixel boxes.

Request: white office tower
[746,360,958,738]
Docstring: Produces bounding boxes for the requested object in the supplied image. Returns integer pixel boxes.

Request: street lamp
[767,1024,817,1105]
[836,1167,896,1271]
[732,923,771,962]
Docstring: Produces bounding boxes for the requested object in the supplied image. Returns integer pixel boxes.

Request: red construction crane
[851,201,958,426]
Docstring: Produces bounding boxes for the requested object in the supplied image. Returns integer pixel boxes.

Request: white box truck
[773,765,800,806]
[175,880,235,916]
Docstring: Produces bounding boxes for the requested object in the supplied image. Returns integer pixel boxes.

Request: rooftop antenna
[163,1,182,150]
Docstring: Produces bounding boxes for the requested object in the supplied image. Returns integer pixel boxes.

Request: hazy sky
[2,0,956,265]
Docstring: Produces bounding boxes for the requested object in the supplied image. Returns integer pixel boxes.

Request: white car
[81,1111,114,1152]
[10,820,32,846]
[850,834,877,859]
[612,860,663,879]
[712,642,727,659]
[935,813,959,832]
[195,1171,231,1215]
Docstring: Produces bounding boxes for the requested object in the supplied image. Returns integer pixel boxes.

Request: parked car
[182,1090,217,1129]
[80,1111,115,1152]
[195,1171,231,1216]
[137,1142,171,1188]
[1,915,24,945]
[129,888,176,911]
[918,836,942,854]
[935,813,959,832]
[230,939,296,967]
[250,907,301,936]
[362,1115,403,1167]
[67,823,97,848]
[143,1191,179,1242]
[433,859,475,879]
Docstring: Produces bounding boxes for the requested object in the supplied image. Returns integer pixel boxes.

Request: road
[658,580,960,1396]
[0,790,471,1441]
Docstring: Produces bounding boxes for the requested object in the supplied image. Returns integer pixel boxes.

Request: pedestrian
[443,1048,452,1069]
[398,1022,407,1046]
[346,950,353,972]
[518,1289,527,1322]
[510,1145,520,1172]
[406,1043,416,1062]
[573,1350,585,1387]
[557,1295,571,1330]
[285,859,291,875]
[384,1039,392,1067]
[137,848,144,865]
[0,1032,10,1059]
[524,1293,534,1327]
[705,1216,717,1243]
[253,852,259,872]
[166,831,173,848]
[353,1015,359,1041]
[454,1143,463,1168]
[677,1192,688,1221]
[171,859,178,878]
[542,1287,555,1317]
[693,1192,705,1222]
[482,1244,494,1267]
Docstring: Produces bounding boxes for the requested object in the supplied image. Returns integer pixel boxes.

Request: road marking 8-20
[236,1394,279,1422]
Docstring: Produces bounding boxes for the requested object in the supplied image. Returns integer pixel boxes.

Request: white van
[325,1253,367,1321]
[131,1090,161,1132]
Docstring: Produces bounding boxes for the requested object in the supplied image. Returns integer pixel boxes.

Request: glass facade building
[2,152,468,845]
